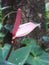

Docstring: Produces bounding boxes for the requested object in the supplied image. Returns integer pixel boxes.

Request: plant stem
[6,43,13,60]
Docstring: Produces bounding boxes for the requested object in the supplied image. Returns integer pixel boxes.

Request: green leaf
[8,46,31,65]
[21,38,43,56]
[0,61,15,65]
[0,18,3,23]
[40,52,49,63]
[42,36,49,42]
[0,33,5,37]
[0,18,3,30]
[0,24,2,30]
[0,33,5,42]
[45,3,49,11]
[0,8,2,17]
[31,44,43,57]
[0,44,2,48]
[4,24,13,33]
[45,48,49,51]
[27,53,49,65]
[46,11,49,18]
[21,37,36,46]
[21,38,49,65]
[0,44,11,60]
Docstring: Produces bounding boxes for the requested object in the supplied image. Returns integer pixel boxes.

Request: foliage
[0,2,49,65]
[0,8,3,30]
[45,3,49,11]
[0,37,49,65]
[21,38,49,65]
[8,45,31,65]
[0,43,31,65]
[45,3,49,35]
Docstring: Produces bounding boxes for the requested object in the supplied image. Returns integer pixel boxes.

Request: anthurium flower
[6,8,40,60]
[12,8,40,39]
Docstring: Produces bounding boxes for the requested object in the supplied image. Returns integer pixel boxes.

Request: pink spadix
[12,8,22,37]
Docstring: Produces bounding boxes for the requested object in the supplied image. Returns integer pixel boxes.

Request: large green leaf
[8,46,31,65]
[0,44,11,60]
[0,61,15,65]
[21,38,43,56]
[21,38,49,65]
[27,52,49,65]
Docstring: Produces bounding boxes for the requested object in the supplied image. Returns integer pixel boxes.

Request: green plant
[0,8,32,65]
[21,38,49,65]
[45,3,49,35]
[0,3,49,65]
[0,8,3,30]
[0,37,49,65]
